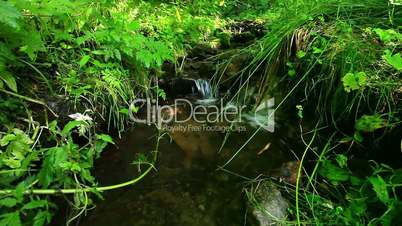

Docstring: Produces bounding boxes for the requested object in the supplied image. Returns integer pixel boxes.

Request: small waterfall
[194,79,215,99]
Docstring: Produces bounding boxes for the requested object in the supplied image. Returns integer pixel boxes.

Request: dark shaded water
[71,121,295,226]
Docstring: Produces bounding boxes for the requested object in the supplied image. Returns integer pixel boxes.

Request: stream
[78,126,292,226]
[71,79,298,226]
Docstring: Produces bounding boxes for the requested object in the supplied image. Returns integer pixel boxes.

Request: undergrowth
[222,0,402,225]
[0,0,401,225]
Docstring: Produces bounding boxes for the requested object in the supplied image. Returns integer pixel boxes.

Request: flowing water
[71,80,298,226]
[75,124,294,226]
[194,79,215,99]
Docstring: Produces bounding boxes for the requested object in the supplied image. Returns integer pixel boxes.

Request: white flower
[68,113,93,122]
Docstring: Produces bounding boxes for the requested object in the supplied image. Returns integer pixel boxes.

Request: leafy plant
[341,71,367,92]
[383,50,402,71]
[374,28,402,43]
[355,114,386,132]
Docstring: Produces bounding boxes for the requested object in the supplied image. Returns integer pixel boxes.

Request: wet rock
[188,44,218,59]
[158,78,198,98]
[228,20,267,45]
[247,181,288,226]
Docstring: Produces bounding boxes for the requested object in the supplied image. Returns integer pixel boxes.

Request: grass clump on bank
[225,0,402,225]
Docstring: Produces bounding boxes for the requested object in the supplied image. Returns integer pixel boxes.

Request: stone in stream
[246,181,289,226]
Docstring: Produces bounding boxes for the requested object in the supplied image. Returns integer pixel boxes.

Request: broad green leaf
[119,108,129,116]
[22,200,48,210]
[353,131,363,142]
[114,49,121,61]
[369,175,390,204]
[14,182,25,202]
[296,50,306,59]
[136,50,153,68]
[79,55,91,68]
[335,154,348,168]
[0,212,21,226]
[319,161,350,183]
[389,0,402,5]
[96,134,114,144]
[374,28,401,42]
[312,46,323,54]
[38,147,67,187]
[2,159,21,169]
[383,50,402,71]
[76,34,92,45]
[61,121,82,136]
[0,198,17,207]
[288,69,296,77]
[20,31,46,61]
[0,70,17,92]
[0,134,16,146]
[355,115,386,132]
[0,2,21,29]
[342,72,367,92]
[127,21,140,30]
[0,43,16,61]
[33,211,51,226]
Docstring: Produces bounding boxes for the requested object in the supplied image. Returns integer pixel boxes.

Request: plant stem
[0,131,161,195]
[0,88,58,117]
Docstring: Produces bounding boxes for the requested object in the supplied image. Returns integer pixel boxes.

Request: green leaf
[96,134,114,144]
[389,0,402,5]
[296,105,303,119]
[14,182,25,202]
[319,161,350,183]
[369,175,390,204]
[342,72,367,92]
[61,121,82,136]
[127,21,140,31]
[38,147,68,187]
[76,35,92,45]
[0,68,18,92]
[296,50,306,59]
[0,43,16,61]
[136,50,153,68]
[0,2,21,29]
[353,131,363,142]
[33,211,51,226]
[335,154,348,168]
[22,200,48,210]
[20,31,46,61]
[288,69,296,77]
[0,198,17,207]
[0,134,16,146]
[114,49,121,61]
[374,28,402,43]
[0,212,21,226]
[119,108,129,116]
[312,46,323,54]
[355,115,386,132]
[79,55,91,68]
[383,50,402,71]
